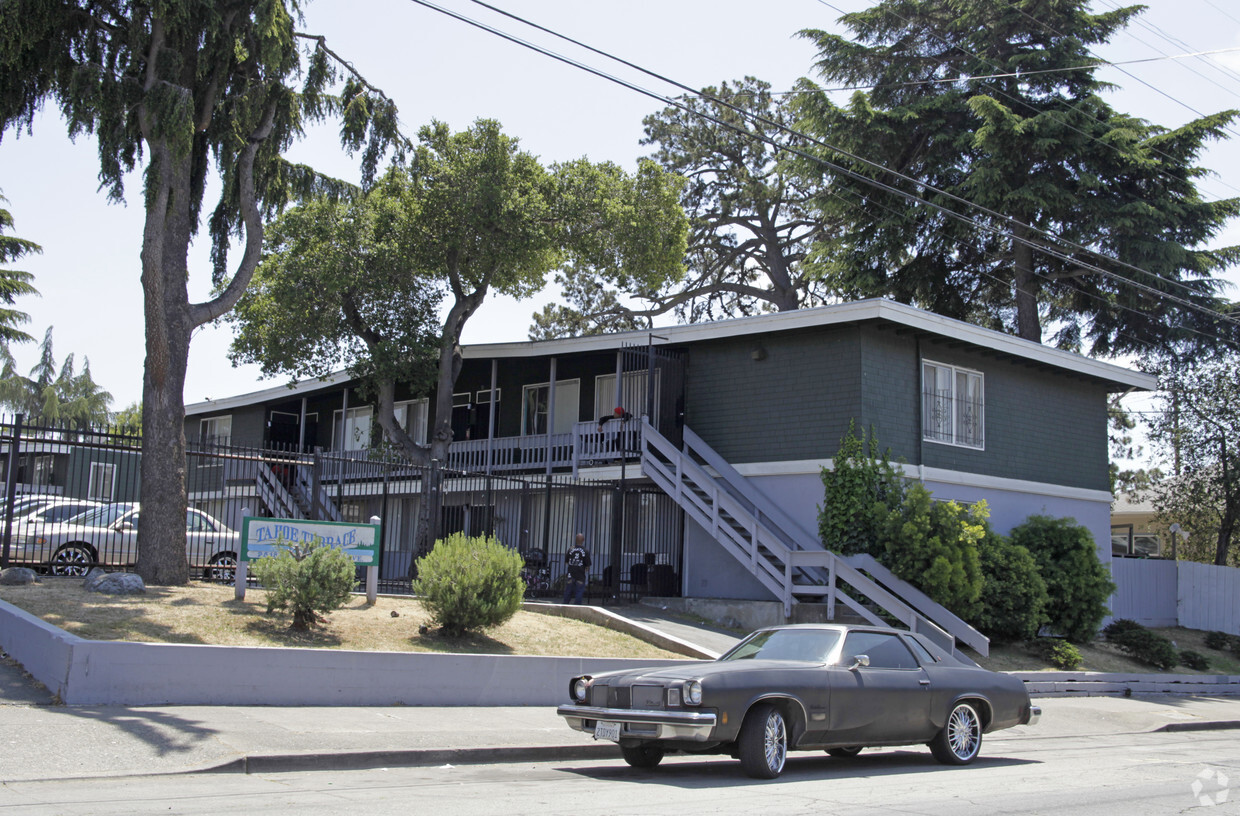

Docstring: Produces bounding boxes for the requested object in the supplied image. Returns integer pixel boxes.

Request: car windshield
[718,629,841,663]
[66,504,133,527]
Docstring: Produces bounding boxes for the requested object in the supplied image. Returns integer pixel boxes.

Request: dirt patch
[0,577,684,659]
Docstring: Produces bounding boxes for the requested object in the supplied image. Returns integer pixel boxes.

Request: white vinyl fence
[1110,558,1240,635]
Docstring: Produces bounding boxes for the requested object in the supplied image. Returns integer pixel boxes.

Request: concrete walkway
[2,606,1238,783]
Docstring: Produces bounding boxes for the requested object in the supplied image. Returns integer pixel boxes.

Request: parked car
[13,503,240,580]
[557,623,1040,778]
[2,496,106,532]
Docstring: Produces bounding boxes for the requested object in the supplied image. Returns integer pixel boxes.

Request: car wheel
[738,703,787,779]
[206,552,238,585]
[620,743,665,769]
[930,702,983,765]
[826,746,863,758]
[50,543,95,577]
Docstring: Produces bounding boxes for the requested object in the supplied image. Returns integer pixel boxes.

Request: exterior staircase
[256,461,343,523]
[639,421,989,657]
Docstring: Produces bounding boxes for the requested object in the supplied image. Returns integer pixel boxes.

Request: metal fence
[1,415,684,601]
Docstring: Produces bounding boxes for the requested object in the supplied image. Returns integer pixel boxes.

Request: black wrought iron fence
[2,415,684,601]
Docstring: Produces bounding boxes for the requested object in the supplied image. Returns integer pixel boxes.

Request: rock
[391,610,400,618]
[86,572,146,595]
[0,567,40,586]
[83,568,110,592]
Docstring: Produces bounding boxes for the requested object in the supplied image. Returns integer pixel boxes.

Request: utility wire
[435,0,1240,331]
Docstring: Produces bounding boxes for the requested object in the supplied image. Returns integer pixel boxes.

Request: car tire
[929,702,983,765]
[826,746,863,758]
[206,552,238,585]
[50,543,95,577]
[620,743,665,769]
[738,703,787,779]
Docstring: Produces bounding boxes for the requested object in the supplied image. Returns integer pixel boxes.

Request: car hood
[591,659,824,686]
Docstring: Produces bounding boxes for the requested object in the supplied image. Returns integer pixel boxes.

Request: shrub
[1010,515,1115,643]
[413,533,524,637]
[1103,619,1179,670]
[972,529,1049,643]
[1179,650,1210,671]
[251,536,357,631]
[1029,638,1082,670]
[818,422,908,556]
[877,482,984,619]
[1204,631,1235,652]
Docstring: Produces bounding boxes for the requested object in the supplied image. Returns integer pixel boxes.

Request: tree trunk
[1011,226,1042,343]
[135,141,193,586]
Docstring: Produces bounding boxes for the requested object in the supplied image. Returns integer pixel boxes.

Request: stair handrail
[641,420,986,656]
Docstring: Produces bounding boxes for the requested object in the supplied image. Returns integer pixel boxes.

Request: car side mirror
[848,654,870,671]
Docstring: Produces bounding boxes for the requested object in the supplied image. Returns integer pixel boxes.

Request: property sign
[240,517,381,565]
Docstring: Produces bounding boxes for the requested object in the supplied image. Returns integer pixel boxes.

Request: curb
[1156,720,1240,733]
[199,742,618,775]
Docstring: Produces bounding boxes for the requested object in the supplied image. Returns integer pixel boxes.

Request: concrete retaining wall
[1016,671,1240,697]
[0,599,687,707]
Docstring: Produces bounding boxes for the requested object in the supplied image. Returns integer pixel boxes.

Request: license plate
[594,720,622,742]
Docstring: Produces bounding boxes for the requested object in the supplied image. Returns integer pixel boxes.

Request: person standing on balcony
[562,533,591,605]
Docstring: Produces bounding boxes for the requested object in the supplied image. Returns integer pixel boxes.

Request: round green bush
[1029,638,1082,670]
[1010,516,1115,644]
[972,530,1049,643]
[1179,650,1210,671]
[1204,631,1235,652]
[251,536,358,631]
[877,483,984,619]
[412,533,524,637]
[1103,619,1179,670]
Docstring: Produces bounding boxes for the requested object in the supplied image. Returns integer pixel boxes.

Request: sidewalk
[3,611,1239,783]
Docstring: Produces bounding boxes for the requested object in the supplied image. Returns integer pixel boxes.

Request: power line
[405,0,1240,339]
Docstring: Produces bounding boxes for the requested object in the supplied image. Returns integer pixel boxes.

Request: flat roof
[186,299,1156,415]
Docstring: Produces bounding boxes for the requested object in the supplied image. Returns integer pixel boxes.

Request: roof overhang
[186,299,1155,415]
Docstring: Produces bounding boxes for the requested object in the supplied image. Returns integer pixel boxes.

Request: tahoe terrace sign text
[241,517,382,564]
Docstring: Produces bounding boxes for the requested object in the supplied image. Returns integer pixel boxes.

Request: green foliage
[972,529,1049,643]
[877,483,984,619]
[793,0,1240,355]
[1102,619,1179,670]
[1144,353,1240,567]
[1205,631,1236,651]
[0,327,112,427]
[413,533,525,637]
[1028,639,1082,671]
[533,76,824,338]
[818,422,907,556]
[0,194,39,347]
[1011,516,1115,643]
[111,402,143,437]
[1179,650,1210,671]
[251,537,358,631]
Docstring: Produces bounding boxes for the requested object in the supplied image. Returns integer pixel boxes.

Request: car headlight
[570,676,592,703]
[683,679,702,706]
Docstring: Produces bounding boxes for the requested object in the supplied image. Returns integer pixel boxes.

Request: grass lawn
[0,577,685,660]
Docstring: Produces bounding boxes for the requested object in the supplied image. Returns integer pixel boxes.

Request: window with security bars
[922,361,984,449]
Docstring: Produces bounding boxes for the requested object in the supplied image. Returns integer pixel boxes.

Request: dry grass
[970,627,1240,675]
[0,578,684,659]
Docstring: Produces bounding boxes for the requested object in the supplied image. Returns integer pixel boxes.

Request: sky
[1,0,1239,416]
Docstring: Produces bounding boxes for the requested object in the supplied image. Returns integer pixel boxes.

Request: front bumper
[557,704,718,742]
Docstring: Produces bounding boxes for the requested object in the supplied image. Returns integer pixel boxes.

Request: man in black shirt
[562,533,591,604]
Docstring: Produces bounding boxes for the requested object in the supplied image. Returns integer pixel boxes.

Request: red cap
[614,406,624,415]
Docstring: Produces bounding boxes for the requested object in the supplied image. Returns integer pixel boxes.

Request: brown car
[558,623,1040,778]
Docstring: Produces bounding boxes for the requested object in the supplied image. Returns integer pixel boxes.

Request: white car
[4,496,107,531]
[16,503,240,580]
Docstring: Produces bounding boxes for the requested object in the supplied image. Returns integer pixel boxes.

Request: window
[200,415,232,447]
[32,455,54,486]
[522,380,581,435]
[840,631,920,670]
[332,406,373,451]
[88,463,117,501]
[596,371,660,423]
[394,399,429,445]
[922,361,984,449]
